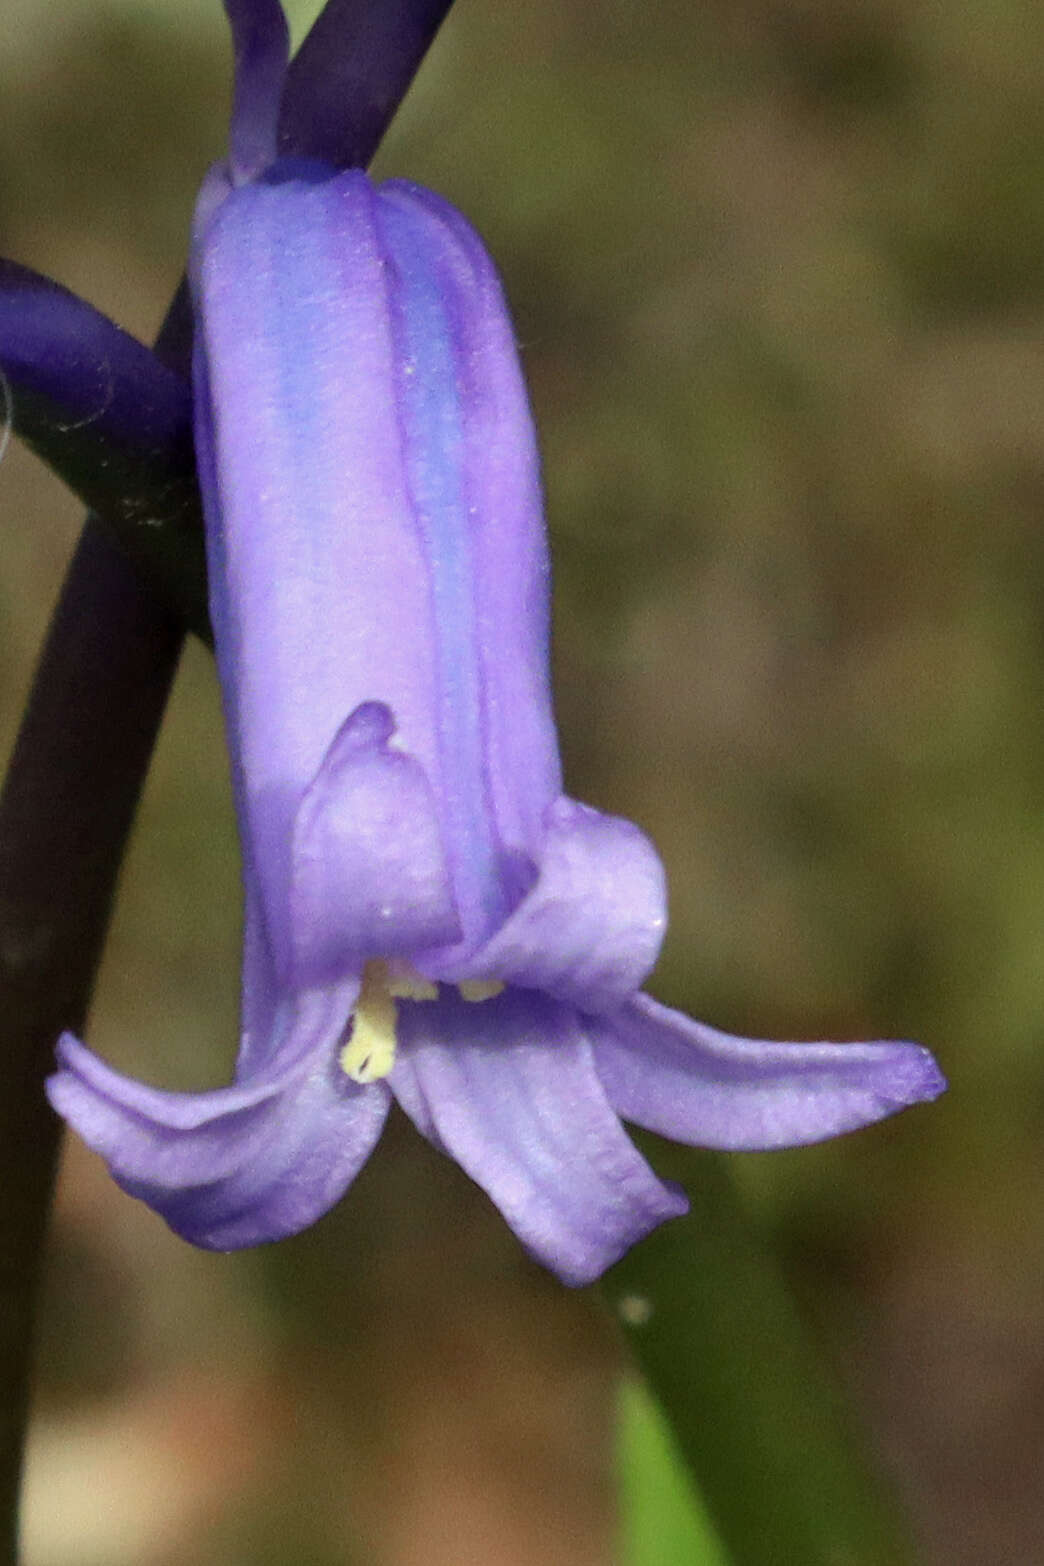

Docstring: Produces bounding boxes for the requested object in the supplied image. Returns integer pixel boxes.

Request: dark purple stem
[279,0,453,167]
[0,317,186,1566]
[0,2,455,1554]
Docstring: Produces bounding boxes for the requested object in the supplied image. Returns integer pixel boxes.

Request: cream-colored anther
[458,980,505,1003]
[339,961,441,1083]
[340,964,505,1083]
[385,963,438,1002]
[339,963,398,1083]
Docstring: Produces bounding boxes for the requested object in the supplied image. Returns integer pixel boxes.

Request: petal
[193,169,565,962]
[290,701,459,986]
[593,993,947,1152]
[47,982,389,1249]
[235,869,282,1076]
[433,797,667,1013]
[389,988,687,1286]
[376,184,562,869]
[192,168,449,967]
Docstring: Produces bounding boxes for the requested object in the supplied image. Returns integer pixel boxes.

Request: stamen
[458,980,505,1003]
[386,964,438,1002]
[340,962,398,1083]
[339,960,437,1083]
[339,965,505,1083]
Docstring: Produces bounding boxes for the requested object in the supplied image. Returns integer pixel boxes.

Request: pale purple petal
[47,983,388,1249]
[389,988,687,1286]
[235,872,281,1077]
[193,169,446,971]
[193,169,565,963]
[290,701,459,985]
[377,183,562,866]
[433,797,667,1013]
[593,993,947,1151]
[371,183,561,945]
[193,344,284,1082]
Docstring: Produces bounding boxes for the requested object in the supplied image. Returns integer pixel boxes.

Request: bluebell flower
[47,0,944,1285]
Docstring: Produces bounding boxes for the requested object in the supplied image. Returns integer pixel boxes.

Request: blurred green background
[2,0,1044,1561]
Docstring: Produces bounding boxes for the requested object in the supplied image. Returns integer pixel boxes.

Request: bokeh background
[2,0,1044,1560]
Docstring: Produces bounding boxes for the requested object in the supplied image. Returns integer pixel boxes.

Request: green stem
[604,1147,915,1566]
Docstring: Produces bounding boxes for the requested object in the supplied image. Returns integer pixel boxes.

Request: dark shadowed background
[3,0,1044,1561]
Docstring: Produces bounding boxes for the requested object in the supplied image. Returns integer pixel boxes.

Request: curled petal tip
[892,1041,948,1105]
[49,1021,390,1251]
[594,996,947,1154]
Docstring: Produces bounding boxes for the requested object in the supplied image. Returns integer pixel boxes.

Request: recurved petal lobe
[593,992,946,1152]
[433,796,667,1013]
[390,986,687,1287]
[47,980,389,1251]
